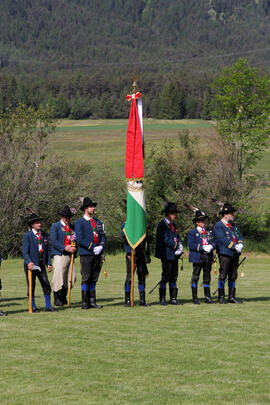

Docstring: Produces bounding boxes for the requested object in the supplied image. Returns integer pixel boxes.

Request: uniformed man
[75,197,106,309]
[0,246,7,316]
[50,205,77,306]
[155,202,183,306]
[214,203,244,304]
[188,209,216,304]
[121,222,151,307]
[22,212,56,312]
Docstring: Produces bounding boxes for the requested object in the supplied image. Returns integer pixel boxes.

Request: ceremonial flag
[124,180,146,249]
[125,93,144,179]
[123,91,146,249]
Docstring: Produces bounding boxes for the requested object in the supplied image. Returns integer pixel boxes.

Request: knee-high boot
[228,288,242,304]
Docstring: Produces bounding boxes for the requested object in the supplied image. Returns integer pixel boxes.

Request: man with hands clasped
[188,209,216,305]
[75,197,106,309]
[214,203,244,304]
[155,202,184,306]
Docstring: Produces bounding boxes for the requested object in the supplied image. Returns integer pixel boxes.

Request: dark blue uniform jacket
[75,217,106,256]
[50,221,75,256]
[155,219,182,261]
[214,220,243,257]
[188,228,217,264]
[22,230,51,266]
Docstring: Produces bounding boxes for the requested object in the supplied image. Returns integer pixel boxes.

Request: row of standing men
[0,197,244,315]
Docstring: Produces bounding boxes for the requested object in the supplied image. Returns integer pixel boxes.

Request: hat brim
[28,217,43,226]
[193,215,208,223]
[80,203,97,211]
[219,209,236,215]
[58,211,73,217]
[162,209,180,214]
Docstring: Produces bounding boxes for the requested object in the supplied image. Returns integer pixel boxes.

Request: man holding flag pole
[122,78,148,308]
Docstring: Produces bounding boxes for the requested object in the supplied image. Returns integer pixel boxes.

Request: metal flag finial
[131,71,139,93]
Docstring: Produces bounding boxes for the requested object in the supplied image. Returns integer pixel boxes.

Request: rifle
[212,256,247,296]
[149,279,161,295]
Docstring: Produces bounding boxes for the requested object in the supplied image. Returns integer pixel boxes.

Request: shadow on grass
[0,296,28,302]
[6,305,69,314]
[240,296,270,302]
[65,297,123,309]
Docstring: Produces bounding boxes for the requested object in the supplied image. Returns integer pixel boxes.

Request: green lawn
[48,119,214,168]
[1,254,270,404]
[49,119,270,178]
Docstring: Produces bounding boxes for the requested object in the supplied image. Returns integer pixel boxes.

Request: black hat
[58,205,73,217]
[27,213,44,227]
[219,203,236,215]
[162,202,180,215]
[80,197,97,211]
[193,210,208,224]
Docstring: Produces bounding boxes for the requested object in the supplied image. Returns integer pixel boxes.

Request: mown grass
[49,119,270,177]
[48,119,213,168]
[1,254,270,404]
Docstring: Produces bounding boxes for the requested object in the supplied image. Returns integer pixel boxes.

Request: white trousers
[52,254,76,292]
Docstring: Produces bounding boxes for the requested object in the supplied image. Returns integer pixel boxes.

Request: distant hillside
[1,0,270,74]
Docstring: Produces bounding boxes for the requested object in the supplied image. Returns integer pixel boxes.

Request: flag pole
[131,248,135,307]
[28,269,32,313]
[67,249,75,306]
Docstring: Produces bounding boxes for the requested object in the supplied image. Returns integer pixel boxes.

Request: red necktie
[201,229,208,245]
[227,223,236,243]
[64,224,71,246]
[90,218,99,244]
[36,232,43,254]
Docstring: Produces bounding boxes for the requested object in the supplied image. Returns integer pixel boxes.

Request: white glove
[203,245,213,253]
[175,244,183,256]
[235,243,243,253]
[93,245,103,255]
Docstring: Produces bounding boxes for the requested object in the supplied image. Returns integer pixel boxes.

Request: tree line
[0,69,213,119]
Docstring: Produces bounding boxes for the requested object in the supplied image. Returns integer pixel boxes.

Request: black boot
[54,290,64,306]
[169,287,182,305]
[139,290,150,307]
[61,287,68,305]
[89,290,103,309]
[228,288,242,304]
[159,288,167,306]
[204,287,215,304]
[0,309,7,316]
[218,288,226,304]
[192,286,200,305]
[81,290,89,309]
[125,291,131,307]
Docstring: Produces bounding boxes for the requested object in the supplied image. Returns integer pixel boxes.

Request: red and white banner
[125,96,144,179]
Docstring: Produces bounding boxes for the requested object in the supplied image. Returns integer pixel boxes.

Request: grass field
[1,254,270,404]
[49,119,213,169]
[48,119,270,178]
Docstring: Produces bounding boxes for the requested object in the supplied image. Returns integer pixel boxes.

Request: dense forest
[1,0,270,118]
